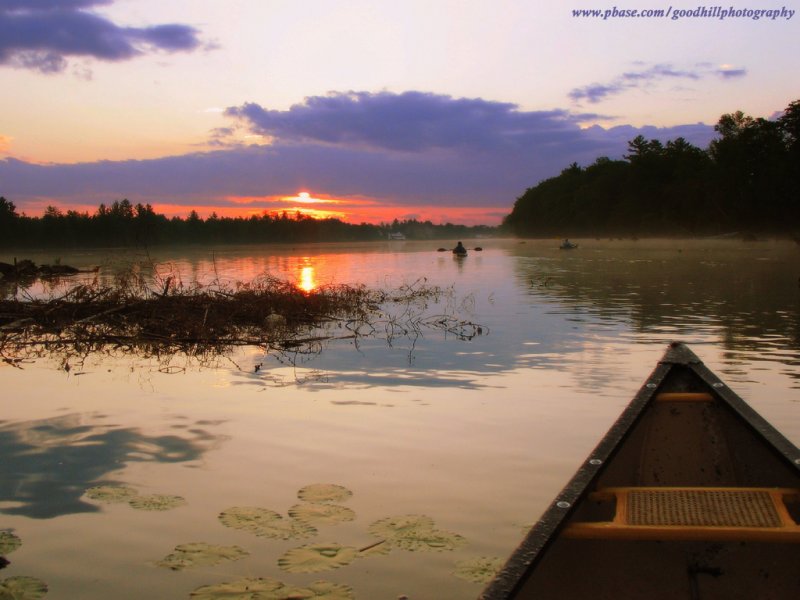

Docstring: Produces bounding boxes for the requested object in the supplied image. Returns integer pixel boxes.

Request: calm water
[1,239,799,599]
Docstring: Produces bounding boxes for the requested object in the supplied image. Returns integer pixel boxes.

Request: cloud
[717,67,747,79]
[0,0,204,74]
[225,91,612,154]
[1,91,717,222]
[1,1,113,10]
[570,63,747,103]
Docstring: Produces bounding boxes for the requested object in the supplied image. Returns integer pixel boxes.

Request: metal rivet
[556,501,571,509]
[645,383,657,388]
[589,459,603,466]
[712,382,724,388]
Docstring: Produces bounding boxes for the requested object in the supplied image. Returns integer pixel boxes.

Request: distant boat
[452,241,468,256]
[388,232,406,240]
[559,239,578,250]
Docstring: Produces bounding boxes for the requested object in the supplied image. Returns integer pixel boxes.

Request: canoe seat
[564,487,800,542]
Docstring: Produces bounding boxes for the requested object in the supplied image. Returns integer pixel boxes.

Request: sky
[0,0,797,225]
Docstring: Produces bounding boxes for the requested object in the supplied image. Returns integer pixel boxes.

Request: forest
[0,199,495,248]
[503,99,800,237]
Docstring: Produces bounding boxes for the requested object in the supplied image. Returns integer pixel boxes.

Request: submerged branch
[0,272,485,367]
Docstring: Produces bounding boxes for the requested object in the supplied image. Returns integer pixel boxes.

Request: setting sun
[292,191,336,205]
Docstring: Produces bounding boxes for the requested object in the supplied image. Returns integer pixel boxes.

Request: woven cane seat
[626,489,782,528]
[564,487,800,542]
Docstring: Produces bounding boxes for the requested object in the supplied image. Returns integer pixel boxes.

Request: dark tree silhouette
[504,99,799,237]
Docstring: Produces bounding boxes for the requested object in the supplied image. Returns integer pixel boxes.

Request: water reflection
[214,240,800,394]
[0,413,221,519]
[3,240,799,390]
[510,240,800,382]
[299,264,316,292]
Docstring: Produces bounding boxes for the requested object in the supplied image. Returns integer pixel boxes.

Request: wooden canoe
[480,342,800,599]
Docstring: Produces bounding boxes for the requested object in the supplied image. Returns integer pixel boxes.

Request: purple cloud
[1,91,717,218]
[226,91,606,153]
[1,1,113,10]
[0,0,203,74]
[717,68,747,79]
[568,83,626,104]
[570,62,746,104]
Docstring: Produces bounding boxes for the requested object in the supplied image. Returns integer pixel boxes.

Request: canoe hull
[481,342,800,599]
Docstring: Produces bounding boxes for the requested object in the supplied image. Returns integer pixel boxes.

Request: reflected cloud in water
[0,413,222,519]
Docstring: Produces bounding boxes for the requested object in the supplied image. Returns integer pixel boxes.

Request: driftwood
[0,272,484,367]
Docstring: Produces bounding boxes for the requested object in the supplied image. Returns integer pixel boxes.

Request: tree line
[503,99,800,237]
[0,199,495,248]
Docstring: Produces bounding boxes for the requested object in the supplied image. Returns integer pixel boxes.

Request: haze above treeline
[1,99,798,248]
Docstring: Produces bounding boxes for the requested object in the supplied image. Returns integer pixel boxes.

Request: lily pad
[389,528,466,552]
[85,485,139,503]
[367,514,435,539]
[0,576,48,599]
[0,533,21,556]
[301,581,355,599]
[189,576,305,599]
[156,543,249,571]
[288,503,356,526]
[277,543,358,573]
[453,556,504,583]
[218,507,316,540]
[368,514,465,552]
[297,484,352,504]
[128,494,186,511]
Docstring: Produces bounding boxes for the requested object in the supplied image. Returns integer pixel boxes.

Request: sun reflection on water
[299,264,317,292]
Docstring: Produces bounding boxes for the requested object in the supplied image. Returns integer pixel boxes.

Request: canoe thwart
[564,486,800,542]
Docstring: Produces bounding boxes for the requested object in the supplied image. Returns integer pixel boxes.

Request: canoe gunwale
[478,341,800,600]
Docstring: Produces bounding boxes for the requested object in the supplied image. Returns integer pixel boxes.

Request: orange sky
[27,192,506,226]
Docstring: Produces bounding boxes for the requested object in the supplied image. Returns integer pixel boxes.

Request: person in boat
[453,241,467,256]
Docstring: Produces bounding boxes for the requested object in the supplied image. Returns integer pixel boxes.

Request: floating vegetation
[367,514,435,539]
[189,577,353,600]
[301,580,355,599]
[453,557,504,583]
[297,484,353,504]
[389,528,466,552]
[277,543,358,574]
[84,485,139,503]
[128,494,186,511]
[218,507,316,540]
[0,576,48,599]
[156,543,249,571]
[368,514,466,552]
[189,577,305,599]
[0,533,21,556]
[288,503,356,526]
[84,486,185,512]
[0,268,484,370]
[0,273,373,358]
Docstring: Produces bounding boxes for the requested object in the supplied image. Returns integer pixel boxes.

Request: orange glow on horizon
[15,196,506,227]
[226,192,373,207]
